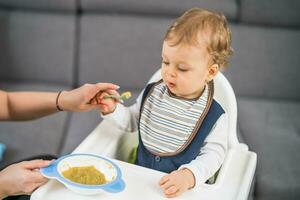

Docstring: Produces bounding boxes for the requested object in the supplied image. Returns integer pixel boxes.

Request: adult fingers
[97,92,116,103]
[22,159,53,170]
[86,83,118,102]
[95,83,119,91]
[23,170,49,187]
[89,97,98,105]
[24,180,48,195]
[105,89,120,96]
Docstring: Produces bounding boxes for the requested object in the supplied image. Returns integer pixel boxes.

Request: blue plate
[41,153,125,195]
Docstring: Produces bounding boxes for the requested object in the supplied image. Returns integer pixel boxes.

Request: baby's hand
[159,168,195,198]
[93,91,119,115]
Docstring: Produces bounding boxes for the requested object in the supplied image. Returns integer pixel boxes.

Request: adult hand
[0,159,52,198]
[97,91,120,115]
[58,83,119,112]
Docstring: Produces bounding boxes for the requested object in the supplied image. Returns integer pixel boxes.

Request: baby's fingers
[165,187,184,198]
[98,104,109,113]
[165,185,179,195]
[159,175,170,186]
[159,176,175,192]
[160,180,174,190]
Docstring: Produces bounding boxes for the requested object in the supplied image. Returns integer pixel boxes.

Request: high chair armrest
[201,148,257,200]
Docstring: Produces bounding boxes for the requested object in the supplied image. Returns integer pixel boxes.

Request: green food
[62,166,107,185]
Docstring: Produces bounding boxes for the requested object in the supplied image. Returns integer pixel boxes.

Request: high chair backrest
[213,72,239,148]
[147,70,239,149]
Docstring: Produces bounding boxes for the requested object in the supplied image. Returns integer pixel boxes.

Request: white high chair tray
[31,120,256,200]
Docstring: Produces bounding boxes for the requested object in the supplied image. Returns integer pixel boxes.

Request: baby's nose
[166,69,177,78]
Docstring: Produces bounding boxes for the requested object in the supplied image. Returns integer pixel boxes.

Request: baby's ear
[206,64,219,82]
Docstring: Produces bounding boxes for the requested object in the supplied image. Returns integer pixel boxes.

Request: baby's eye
[162,61,170,65]
[178,68,188,72]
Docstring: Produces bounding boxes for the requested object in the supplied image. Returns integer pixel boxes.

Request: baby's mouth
[166,82,176,88]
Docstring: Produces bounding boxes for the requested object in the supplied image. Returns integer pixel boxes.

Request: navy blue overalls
[135,81,225,173]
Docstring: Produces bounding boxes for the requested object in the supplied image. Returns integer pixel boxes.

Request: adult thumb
[22,159,53,170]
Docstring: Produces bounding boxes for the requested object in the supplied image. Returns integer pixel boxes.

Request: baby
[97,8,233,198]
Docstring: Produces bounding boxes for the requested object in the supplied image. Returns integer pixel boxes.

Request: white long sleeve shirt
[103,88,228,188]
[103,69,228,187]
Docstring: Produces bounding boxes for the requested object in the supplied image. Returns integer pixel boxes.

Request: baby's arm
[159,113,228,197]
[102,69,162,132]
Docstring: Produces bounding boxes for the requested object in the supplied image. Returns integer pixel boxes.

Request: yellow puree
[62,166,107,185]
[121,91,132,99]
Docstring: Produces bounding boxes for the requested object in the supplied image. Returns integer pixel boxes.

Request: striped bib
[139,82,209,154]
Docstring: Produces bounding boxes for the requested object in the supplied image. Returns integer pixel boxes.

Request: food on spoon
[103,91,131,102]
[120,91,131,100]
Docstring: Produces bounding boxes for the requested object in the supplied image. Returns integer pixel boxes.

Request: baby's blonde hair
[164,8,233,69]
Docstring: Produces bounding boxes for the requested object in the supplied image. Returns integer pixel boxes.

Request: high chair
[73,70,257,199]
[32,70,257,200]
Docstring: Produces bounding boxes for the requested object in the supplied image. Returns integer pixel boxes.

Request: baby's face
[161,40,215,99]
